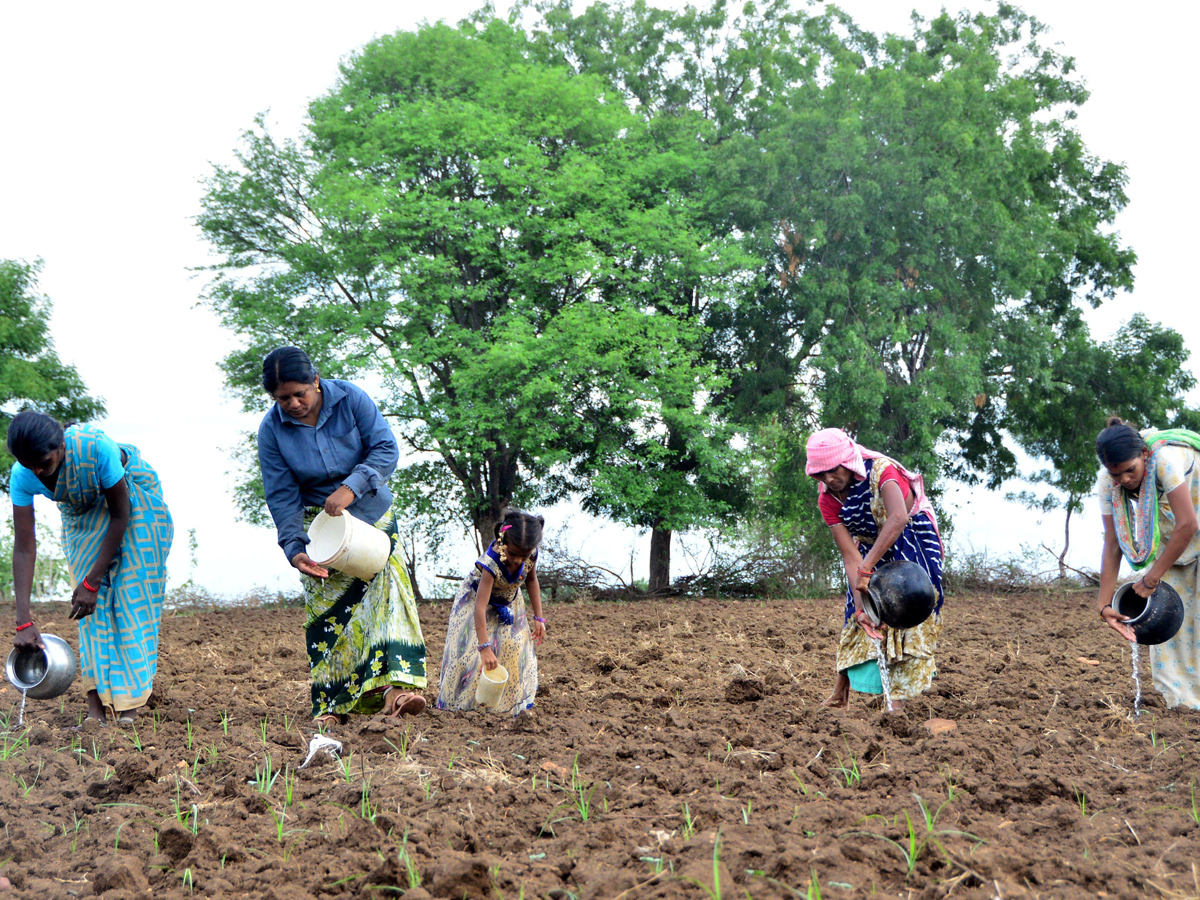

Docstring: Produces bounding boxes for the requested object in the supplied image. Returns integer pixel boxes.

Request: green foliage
[1004,312,1196,517]
[199,18,727,551]
[0,258,105,490]
[527,1,1144,489]
[0,518,72,603]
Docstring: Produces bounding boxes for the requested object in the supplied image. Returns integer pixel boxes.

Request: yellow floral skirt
[302,507,426,719]
[835,613,942,700]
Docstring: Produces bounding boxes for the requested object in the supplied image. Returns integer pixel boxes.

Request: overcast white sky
[1,1,1196,597]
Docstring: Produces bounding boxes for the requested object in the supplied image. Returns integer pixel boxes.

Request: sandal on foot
[383,688,427,718]
[117,715,137,727]
[314,713,348,729]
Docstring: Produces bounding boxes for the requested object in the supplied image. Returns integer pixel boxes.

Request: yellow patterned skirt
[835,613,942,700]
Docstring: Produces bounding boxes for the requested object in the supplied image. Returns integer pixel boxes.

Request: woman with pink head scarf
[805,428,944,712]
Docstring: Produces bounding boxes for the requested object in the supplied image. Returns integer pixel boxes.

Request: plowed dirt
[1,593,1197,900]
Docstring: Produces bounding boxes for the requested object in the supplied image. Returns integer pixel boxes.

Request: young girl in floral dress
[436,510,547,715]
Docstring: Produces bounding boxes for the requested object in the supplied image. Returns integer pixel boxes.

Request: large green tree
[198,18,723,555]
[0,259,105,491]
[520,1,1144,568]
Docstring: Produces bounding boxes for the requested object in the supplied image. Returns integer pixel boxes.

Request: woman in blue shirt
[258,347,427,725]
[7,411,173,725]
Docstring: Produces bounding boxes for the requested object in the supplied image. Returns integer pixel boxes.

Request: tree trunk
[1058,503,1073,580]
[649,526,672,593]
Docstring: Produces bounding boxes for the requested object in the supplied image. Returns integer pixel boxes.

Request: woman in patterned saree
[1095,418,1200,709]
[8,410,173,725]
[805,428,945,713]
[257,347,427,726]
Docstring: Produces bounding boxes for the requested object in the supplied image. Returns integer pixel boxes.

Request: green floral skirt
[302,506,426,718]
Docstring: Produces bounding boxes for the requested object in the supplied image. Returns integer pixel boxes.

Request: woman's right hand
[854,609,885,642]
[1100,604,1136,642]
[291,552,330,579]
[14,622,43,650]
[480,647,499,671]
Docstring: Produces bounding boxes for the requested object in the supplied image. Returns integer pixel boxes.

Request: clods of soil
[0,593,1198,899]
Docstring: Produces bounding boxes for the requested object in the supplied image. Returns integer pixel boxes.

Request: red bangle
[82,578,98,592]
[857,566,875,577]
[15,622,33,632]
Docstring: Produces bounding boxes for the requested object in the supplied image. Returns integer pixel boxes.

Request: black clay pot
[1113,580,1185,645]
[863,560,937,630]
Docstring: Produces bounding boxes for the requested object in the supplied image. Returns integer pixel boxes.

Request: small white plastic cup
[475,664,510,709]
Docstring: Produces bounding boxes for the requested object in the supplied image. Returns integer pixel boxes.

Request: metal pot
[863,560,937,630]
[5,633,77,700]
[1114,580,1185,646]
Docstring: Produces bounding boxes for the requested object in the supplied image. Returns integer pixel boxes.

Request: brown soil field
[1,592,1198,900]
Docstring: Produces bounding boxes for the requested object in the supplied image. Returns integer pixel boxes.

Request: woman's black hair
[262,347,318,394]
[6,410,65,462]
[494,508,545,550]
[1096,416,1147,468]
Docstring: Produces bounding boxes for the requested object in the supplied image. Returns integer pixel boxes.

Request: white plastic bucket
[475,664,509,709]
[306,510,391,581]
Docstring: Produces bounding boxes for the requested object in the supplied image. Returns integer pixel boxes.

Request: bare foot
[885,699,904,713]
[822,672,851,709]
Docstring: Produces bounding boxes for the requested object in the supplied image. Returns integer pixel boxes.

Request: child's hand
[480,647,499,671]
[531,618,546,644]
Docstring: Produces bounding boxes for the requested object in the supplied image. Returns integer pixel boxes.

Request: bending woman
[257,347,427,725]
[1095,418,1200,709]
[805,428,944,712]
[7,411,173,724]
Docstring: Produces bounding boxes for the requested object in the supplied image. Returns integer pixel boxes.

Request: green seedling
[640,856,673,875]
[283,764,296,808]
[398,829,421,889]
[684,832,725,900]
[742,800,753,825]
[843,793,981,880]
[185,717,194,750]
[68,812,87,854]
[384,726,411,759]
[337,749,356,783]
[254,754,279,796]
[181,868,194,893]
[220,709,230,736]
[259,718,269,748]
[833,752,861,787]
[127,726,143,753]
[1189,781,1200,825]
[360,781,378,823]
[1074,785,1089,818]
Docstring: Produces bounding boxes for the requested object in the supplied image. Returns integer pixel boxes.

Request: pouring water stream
[870,636,894,712]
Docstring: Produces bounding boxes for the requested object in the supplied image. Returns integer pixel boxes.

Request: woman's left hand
[854,609,884,641]
[70,580,99,620]
[855,573,871,594]
[324,485,356,517]
[531,619,546,645]
[1132,576,1157,599]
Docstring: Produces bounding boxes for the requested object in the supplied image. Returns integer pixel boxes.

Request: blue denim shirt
[258,378,399,563]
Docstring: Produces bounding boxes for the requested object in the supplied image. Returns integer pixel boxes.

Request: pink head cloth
[805,428,866,480]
